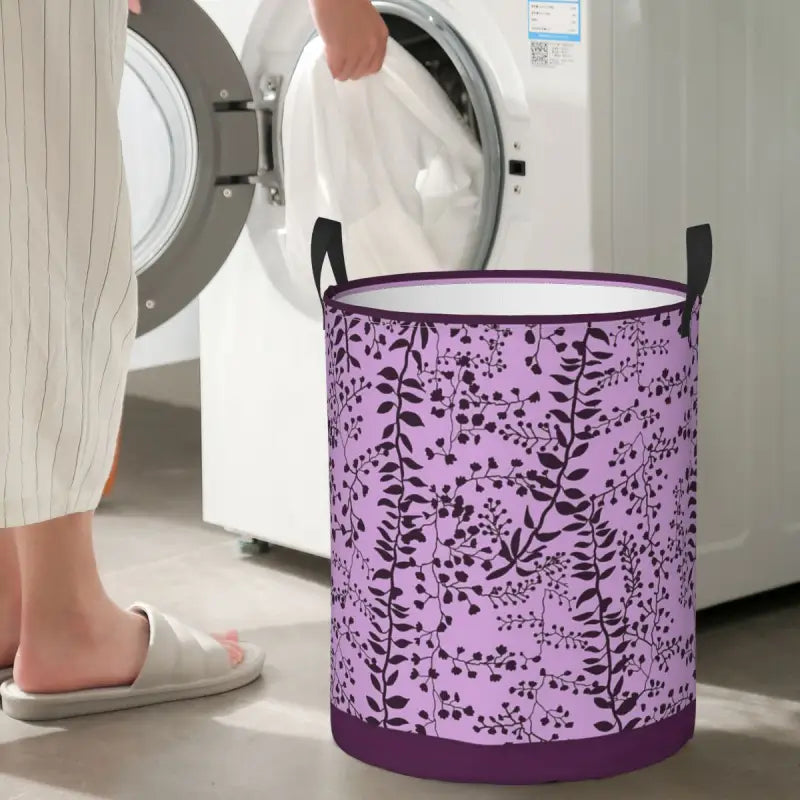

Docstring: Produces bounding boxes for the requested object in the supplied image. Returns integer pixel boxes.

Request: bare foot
[0,599,20,669]
[0,532,21,669]
[13,605,243,694]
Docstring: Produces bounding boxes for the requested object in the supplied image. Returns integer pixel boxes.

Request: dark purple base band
[331,702,696,784]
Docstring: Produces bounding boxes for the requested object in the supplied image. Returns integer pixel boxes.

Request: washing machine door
[123,0,259,337]
[241,0,505,319]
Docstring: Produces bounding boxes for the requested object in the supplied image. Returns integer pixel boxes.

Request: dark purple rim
[331,702,696,785]
[323,270,688,326]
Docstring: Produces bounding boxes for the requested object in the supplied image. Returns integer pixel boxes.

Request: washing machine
[121,0,800,610]
[198,0,588,555]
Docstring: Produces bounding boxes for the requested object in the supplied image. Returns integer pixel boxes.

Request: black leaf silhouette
[566,468,589,481]
[400,411,424,428]
[577,588,596,607]
[588,328,610,344]
[538,452,563,470]
[617,696,637,716]
[486,562,516,581]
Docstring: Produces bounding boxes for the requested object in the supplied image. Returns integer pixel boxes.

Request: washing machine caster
[238,537,272,556]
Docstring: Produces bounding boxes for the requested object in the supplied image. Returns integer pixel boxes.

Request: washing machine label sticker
[528,0,581,43]
[528,0,581,68]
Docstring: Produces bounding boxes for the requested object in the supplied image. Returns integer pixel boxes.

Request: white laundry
[281,37,484,298]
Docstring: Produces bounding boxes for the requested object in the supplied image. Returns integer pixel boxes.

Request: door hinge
[248,75,285,206]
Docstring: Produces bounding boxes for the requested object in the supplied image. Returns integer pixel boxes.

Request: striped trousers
[0,0,136,527]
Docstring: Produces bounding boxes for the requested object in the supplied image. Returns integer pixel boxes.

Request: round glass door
[121,0,259,336]
[120,31,199,278]
[244,0,503,319]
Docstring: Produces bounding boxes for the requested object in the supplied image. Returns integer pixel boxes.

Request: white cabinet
[596,0,800,607]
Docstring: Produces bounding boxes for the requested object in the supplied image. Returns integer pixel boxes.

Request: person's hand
[128,0,141,14]
[309,0,388,81]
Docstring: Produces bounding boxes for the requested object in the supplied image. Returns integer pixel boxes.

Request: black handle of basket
[311,217,349,307]
[680,224,712,338]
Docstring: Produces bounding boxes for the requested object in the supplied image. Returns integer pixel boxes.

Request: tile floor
[0,398,798,799]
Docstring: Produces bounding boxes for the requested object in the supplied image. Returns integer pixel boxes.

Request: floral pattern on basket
[326,305,698,745]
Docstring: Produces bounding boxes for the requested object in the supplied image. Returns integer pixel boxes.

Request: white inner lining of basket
[340,280,683,317]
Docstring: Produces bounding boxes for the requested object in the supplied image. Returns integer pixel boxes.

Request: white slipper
[0,603,265,722]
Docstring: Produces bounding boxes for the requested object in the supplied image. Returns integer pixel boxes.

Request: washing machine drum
[282,37,484,297]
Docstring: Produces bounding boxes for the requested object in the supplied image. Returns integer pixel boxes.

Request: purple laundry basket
[314,219,712,784]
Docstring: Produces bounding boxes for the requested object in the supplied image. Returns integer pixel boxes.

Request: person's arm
[128,1,387,81]
[309,0,388,80]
